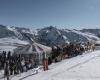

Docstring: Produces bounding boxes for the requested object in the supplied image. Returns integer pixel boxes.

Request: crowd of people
[0,42,96,77]
[48,42,95,65]
[0,51,34,76]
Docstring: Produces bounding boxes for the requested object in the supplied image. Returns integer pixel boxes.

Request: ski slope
[0,37,29,52]
[1,50,100,80]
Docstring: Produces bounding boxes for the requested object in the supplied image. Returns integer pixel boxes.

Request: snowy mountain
[37,26,100,46]
[1,25,100,80]
[0,25,35,51]
[81,29,100,38]
[0,25,35,40]
[0,25,100,51]
[0,25,51,52]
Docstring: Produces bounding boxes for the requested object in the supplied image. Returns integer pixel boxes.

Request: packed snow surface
[24,50,100,80]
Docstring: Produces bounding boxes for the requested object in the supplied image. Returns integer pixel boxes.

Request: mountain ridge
[0,24,100,51]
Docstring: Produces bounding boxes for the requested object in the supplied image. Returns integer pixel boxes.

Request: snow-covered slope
[1,50,100,80]
[22,50,100,80]
[0,37,29,51]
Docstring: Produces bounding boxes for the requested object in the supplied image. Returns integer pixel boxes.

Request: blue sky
[0,0,100,29]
